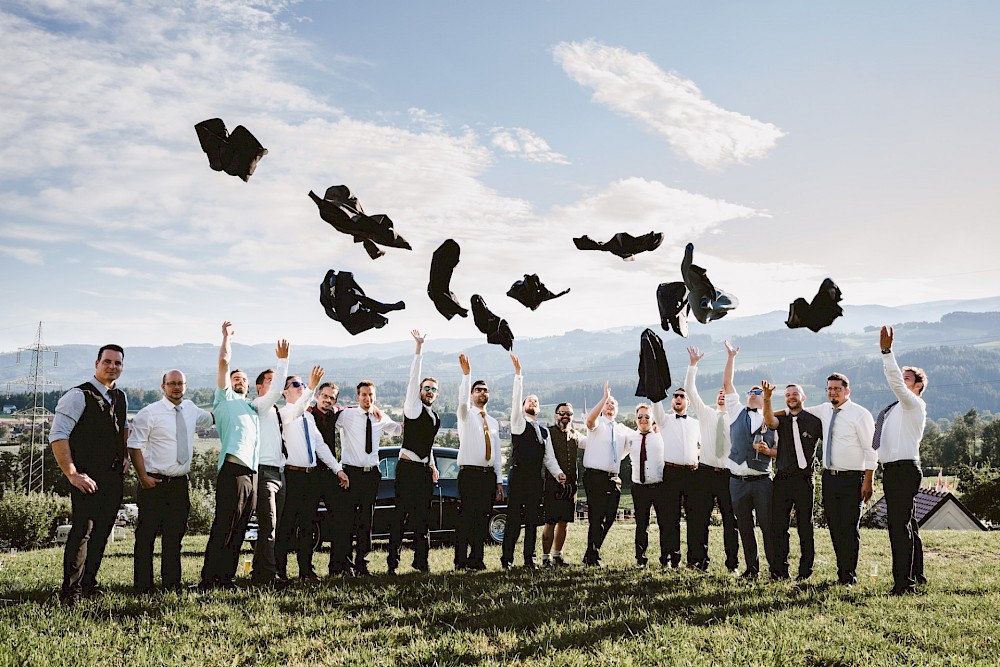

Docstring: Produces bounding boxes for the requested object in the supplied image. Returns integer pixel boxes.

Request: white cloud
[490,127,570,165]
[0,246,43,265]
[553,39,786,170]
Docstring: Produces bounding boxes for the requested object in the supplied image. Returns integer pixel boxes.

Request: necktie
[715,413,726,459]
[303,418,314,465]
[639,433,648,484]
[675,414,687,419]
[175,405,189,466]
[365,412,373,454]
[873,401,899,451]
[480,410,492,462]
[825,407,841,469]
[747,408,758,412]
[610,422,618,468]
[791,415,807,469]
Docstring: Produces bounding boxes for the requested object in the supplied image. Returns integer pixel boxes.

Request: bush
[0,492,72,550]
[187,481,216,535]
[955,466,1000,524]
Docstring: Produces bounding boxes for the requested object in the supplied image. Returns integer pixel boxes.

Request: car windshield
[379,457,398,480]
[437,456,459,480]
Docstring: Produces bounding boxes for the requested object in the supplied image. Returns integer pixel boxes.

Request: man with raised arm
[684,346,740,573]
[274,367,348,581]
[454,353,504,571]
[501,354,566,570]
[581,382,635,566]
[722,340,777,580]
[876,325,929,595]
[387,330,442,576]
[201,321,289,590]
[760,380,823,581]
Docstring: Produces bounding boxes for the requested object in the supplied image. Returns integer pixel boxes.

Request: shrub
[0,492,72,550]
[187,481,216,535]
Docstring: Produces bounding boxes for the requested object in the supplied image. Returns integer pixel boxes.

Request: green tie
[715,413,726,459]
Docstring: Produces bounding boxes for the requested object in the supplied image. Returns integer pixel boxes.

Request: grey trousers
[251,465,285,580]
[730,475,775,575]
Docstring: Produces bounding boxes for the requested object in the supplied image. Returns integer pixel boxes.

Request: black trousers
[201,460,255,585]
[662,466,699,566]
[632,482,667,565]
[332,466,380,573]
[62,471,124,600]
[276,469,322,577]
[134,476,189,591]
[771,471,815,578]
[583,468,620,564]
[454,468,496,569]
[883,462,924,590]
[388,459,435,571]
[501,466,544,565]
[315,467,341,573]
[687,466,739,570]
[822,470,864,583]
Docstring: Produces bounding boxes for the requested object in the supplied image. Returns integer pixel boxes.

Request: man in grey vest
[722,340,777,579]
[501,355,566,569]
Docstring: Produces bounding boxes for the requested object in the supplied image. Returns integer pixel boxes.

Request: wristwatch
[881,348,891,355]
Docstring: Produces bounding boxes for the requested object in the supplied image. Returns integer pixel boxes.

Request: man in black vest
[722,340,777,580]
[501,355,566,569]
[541,402,581,567]
[49,344,128,606]
[387,330,441,575]
[310,380,344,574]
[761,381,824,581]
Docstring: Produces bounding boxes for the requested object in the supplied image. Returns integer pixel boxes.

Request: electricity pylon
[6,322,59,493]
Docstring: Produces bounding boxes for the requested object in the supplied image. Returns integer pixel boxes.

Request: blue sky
[1,0,998,350]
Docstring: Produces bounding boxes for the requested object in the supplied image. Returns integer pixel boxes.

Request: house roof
[866,488,987,531]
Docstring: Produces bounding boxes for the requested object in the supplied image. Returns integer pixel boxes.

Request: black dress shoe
[500,560,512,571]
[795,573,812,582]
[770,571,790,581]
[916,575,928,585]
[552,555,567,567]
[739,570,759,580]
[412,563,429,573]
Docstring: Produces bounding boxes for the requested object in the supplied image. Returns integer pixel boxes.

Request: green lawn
[1,525,998,666]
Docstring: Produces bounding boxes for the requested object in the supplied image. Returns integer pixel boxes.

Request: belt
[585,467,619,478]
[148,473,188,482]
[344,464,378,473]
[664,461,697,470]
[775,469,812,480]
[699,464,729,474]
[460,465,494,473]
[823,468,863,476]
[883,460,919,469]
[284,465,314,473]
[399,457,432,468]
[731,472,769,481]
[633,481,662,488]
[259,464,281,471]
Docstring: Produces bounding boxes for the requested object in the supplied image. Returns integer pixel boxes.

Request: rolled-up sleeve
[49,389,85,442]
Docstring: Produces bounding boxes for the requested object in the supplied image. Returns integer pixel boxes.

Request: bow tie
[747,408,758,413]
[675,414,687,419]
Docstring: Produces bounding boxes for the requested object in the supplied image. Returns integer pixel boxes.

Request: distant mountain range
[2,297,999,422]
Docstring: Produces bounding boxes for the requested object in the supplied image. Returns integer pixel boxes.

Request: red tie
[639,433,648,484]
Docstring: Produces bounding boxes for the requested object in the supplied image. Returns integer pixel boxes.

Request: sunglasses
[164,381,186,387]
[747,389,763,396]
[422,386,439,393]
[636,415,651,420]
[556,411,574,416]
[288,381,307,389]
[672,393,686,399]
[472,387,489,393]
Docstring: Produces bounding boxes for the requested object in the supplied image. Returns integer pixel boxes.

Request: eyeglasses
[472,387,489,393]
[288,381,307,389]
[636,415,651,420]
[672,393,686,399]
[164,381,186,387]
[318,393,337,401]
[747,389,763,396]
[556,411,574,417]
[422,386,438,393]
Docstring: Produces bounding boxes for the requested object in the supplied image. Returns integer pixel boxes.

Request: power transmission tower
[6,322,59,493]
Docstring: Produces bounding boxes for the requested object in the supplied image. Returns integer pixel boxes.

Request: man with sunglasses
[502,354,566,570]
[648,387,700,569]
[455,353,504,571]
[309,380,344,571]
[684,346,740,574]
[722,340,778,580]
[275,369,348,581]
[625,403,668,568]
[387,330,442,575]
[542,402,584,567]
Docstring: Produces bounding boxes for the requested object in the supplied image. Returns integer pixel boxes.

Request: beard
[525,406,538,416]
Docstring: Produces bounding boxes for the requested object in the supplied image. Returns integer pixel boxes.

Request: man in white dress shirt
[275,369,348,581]
[876,325,929,595]
[802,371,876,586]
[128,369,213,593]
[625,404,666,568]
[650,387,701,568]
[454,353,505,571]
[332,380,402,576]
[684,347,740,573]
[581,382,635,566]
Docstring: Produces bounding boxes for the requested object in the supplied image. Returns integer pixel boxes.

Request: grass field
[1,525,998,666]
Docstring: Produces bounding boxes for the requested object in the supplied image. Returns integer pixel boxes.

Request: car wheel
[488,512,506,544]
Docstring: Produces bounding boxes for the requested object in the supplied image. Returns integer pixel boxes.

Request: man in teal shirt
[199,321,289,589]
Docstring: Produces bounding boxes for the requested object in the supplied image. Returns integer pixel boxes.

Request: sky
[1,0,998,351]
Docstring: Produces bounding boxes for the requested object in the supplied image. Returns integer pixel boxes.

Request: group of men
[49,322,928,605]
